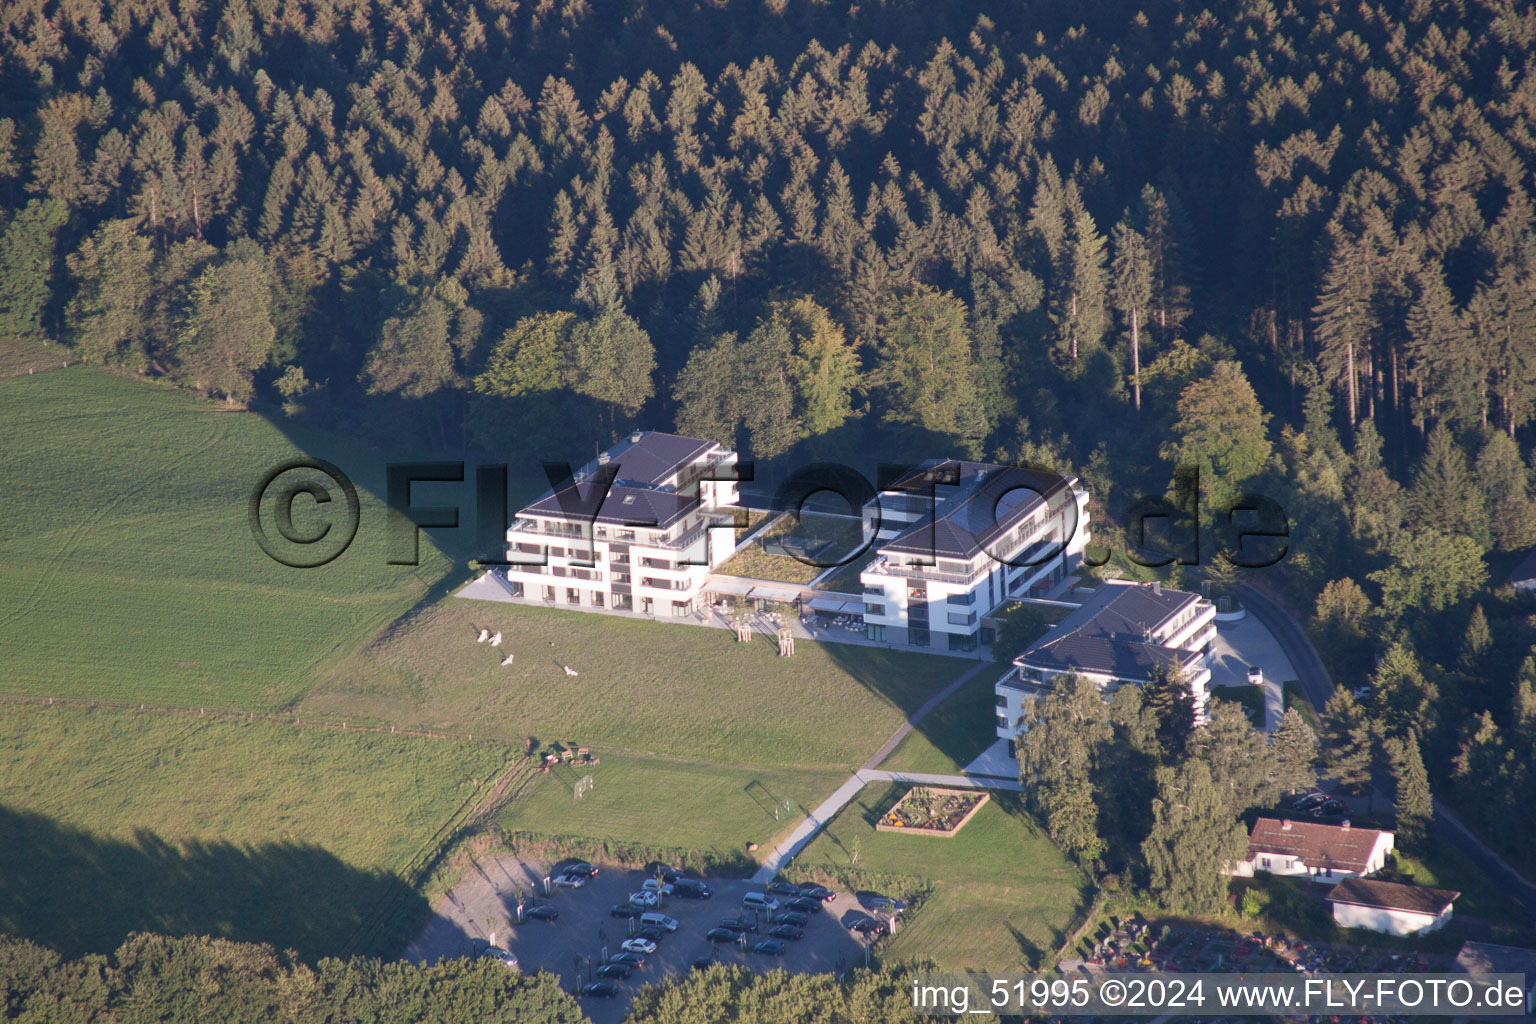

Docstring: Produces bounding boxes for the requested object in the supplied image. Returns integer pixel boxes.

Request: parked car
[752,940,787,956]
[786,896,822,913]
[798,884,836,902]
[609,903,644,919]
[768,923,803,940]
[1247,664,1264,685]
[627,890,661,908]
[1291,792,1328,812]
[634,925,667,943]
[706,927,739,944]
[690,956,715,970]
[564,861,598,878]
[717,917,759,934]
[673,881,713,899]
[607,951,645,966]
[621,937,658,955]
[552,872,587,888]
[481,947,519,969]
[640,912,678,932]
[849,918,888,937]
[768,881,801,898]
[867,896,906,914]
[741,892,780,912]
[579,982,619,998]
[1310,799,1347,817]
[524,905,559,922]
[770,911,808,927]
[640,879,676,896]
[594,962,632,979]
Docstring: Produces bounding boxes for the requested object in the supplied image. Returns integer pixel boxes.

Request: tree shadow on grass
[0,804,431,963]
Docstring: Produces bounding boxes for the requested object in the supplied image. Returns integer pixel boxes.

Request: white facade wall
[1331,902,1452,936]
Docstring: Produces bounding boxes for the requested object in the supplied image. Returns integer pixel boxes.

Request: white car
[640,879,675,896]
[621,937,658,955]
[1246,665,1264,685]
[481,947,519,970]
[552,872,587,888]
[628,890,661,907]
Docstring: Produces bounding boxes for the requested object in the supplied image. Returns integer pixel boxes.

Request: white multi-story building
[498,432,739,617]
[858,461,1092,652]
[993,580,1217,753]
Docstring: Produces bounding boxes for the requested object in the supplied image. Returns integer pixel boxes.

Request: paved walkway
[751,661,1021,885]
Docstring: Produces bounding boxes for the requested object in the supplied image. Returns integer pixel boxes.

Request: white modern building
[1229,817,1395,884]
[858,460,1092,651]
[993,580,1217,751]
[1328,877,1457,936]
[498,431,739,617]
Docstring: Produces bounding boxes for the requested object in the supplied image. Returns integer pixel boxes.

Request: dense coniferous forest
[3,0,1536,922]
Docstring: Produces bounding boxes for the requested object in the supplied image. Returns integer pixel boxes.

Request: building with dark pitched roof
[993,580,1216,751]
[498,431,739,617]
[1329,877,1458,935]
[858,460,1091,652]
[1229,816,1395,884]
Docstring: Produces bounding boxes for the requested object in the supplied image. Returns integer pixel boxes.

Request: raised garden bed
[875,786,989,837]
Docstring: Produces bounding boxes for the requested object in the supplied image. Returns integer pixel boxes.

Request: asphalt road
[1237,583,1536,926]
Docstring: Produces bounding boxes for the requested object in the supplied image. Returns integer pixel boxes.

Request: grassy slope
[495,753,846,866]
[301,599,963,769]
[879,670,1000,774]
[0,703,510,960]
[798,782,1089,971]
[0,368,454,709]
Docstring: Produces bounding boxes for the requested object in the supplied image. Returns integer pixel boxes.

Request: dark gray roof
[1508,547,1536,584]
[1328,877,1458,915]
[603,431,717,489]
[1014,583,1204,681]
[525,483,695,530]
[881,462,1075,560]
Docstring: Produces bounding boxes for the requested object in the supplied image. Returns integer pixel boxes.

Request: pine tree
[780,297,860,438]
[1408,425,1487,541]
[1320,688,1373,796]
[1270,708,1319,795]
[1053,201,1109,370]
[1111,221,1153,411]
[1389,731,1433,853]
[877,286,988,453]
[1143,664,1196,760]
[1458,604,1492,676]
[0,199,68,341]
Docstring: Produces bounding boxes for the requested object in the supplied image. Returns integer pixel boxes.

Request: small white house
[1229,818,1394,884]
[1508,548,1536,595]
[1328,877,1458,936]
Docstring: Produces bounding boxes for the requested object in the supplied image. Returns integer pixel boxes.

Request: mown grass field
[301,599,964,769]
[0,367,461,709]
[495,752,846,865]
[797,782,1089,970]
[0,702,511,960]
[879,671,1000,774]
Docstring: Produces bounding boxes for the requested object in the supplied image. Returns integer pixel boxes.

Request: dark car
[673,881,713,899]
[1291,792,1328,811]
[718,917,759,933]
[768,923,803,940]
[1311,799,1347,817]
[607,951,646,966]
[594,962,632,979]
[798,884,836,902]
[609,903,645,919]
[752,939,787,956]
[691,956,716,970]
[706,927,739,944]
[770,911,808,927]
[525,905,559,922]
[565,861,598,878]
[635,925,667,943]
[768,880,801,898]
[579,982,619,998]
[787,896,823,913]
[849,918,888,936]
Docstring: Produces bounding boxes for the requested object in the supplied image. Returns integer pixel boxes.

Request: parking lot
[403,853,877,1024]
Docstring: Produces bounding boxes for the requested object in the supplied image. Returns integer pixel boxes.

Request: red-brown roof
[1247,817,1390,874]
[1329,877,1458,915]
